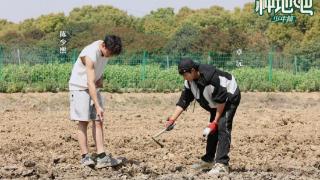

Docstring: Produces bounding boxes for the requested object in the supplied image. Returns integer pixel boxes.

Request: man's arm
[166,84,194,128]
[82,56,104,120]
[203,77,228,137]
[213,103,225,123]
[176,82,195,111]
[211,76,228,123]
[203,103,225,138]
[169,106,184,121]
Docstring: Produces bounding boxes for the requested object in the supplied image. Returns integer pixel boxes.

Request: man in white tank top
[69,35,123,168]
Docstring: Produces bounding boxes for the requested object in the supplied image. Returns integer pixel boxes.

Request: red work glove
[165,117,175,131]
[203,121,218,138]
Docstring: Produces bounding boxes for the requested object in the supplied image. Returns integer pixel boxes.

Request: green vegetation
[0,64,319,93]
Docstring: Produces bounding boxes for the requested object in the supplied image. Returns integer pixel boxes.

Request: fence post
[141,51,147,81]
[268,49,273,82]
[166,55,170,70]
[0,46,3,80]
[293,56,298,75]
[72,49,78,64]
[17,48,21,65]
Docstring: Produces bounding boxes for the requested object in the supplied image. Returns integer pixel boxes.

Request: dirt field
[0,92,319,179]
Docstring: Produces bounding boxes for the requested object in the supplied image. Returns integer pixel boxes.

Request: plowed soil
[0,92,319,179]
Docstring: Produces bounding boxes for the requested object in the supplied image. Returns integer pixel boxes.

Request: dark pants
[201,102,239,165]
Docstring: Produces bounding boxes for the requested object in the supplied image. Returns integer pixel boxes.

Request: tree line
[0,2,319,56]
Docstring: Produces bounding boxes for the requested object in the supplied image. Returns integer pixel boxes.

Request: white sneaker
[96,155,123,169]
[80,154,95,167]
[191,159,214,170]
[208,163,230,175]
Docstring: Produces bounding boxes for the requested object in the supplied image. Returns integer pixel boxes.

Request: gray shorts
[69,90,104,121]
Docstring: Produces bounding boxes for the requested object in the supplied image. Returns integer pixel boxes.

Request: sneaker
[80,154,95,167]
[191,159,214,170]
[96,154,123,169]
[208,163,229,175]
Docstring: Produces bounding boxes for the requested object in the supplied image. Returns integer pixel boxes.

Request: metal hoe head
[151,124,175,148]
[151,137,164,148]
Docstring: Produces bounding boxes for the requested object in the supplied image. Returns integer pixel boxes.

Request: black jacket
[176,64,241,112]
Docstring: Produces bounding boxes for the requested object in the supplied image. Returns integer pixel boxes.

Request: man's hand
[95,105,104,121]
[203,121,218,138]
[95,78,103,88]
[165,117,175,131]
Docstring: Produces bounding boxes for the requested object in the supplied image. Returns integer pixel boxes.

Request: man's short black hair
[104,35,122,55]
[178,58,199,75]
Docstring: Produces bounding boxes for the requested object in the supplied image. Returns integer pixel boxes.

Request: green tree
[34,13,66,33]
[299,16,320,54]
[68,5,134,27]
[0,19,17,38]
[142,8,176,37]
[176,7,195,24]
[180,6,231,30]
[195,26,230,53]
[0,19,13,31]
[164,23,199,54]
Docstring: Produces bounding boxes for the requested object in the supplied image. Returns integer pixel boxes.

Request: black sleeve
[211,77,228,104]
[176,86,194,110]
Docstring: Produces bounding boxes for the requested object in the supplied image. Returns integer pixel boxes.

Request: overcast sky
[0,0,253,23]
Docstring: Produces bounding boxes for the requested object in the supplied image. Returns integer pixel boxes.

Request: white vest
[69,40,108,90]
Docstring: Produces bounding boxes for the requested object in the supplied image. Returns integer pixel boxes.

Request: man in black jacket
[165,58,241,175]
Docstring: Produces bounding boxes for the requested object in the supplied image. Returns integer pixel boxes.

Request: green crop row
[232,67,320,92]
[0,64,319,93]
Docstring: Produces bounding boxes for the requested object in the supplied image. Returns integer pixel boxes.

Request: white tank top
[69,40,108,90]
